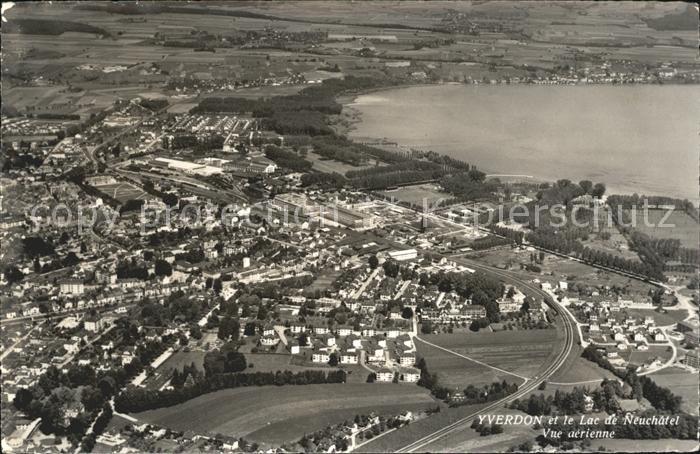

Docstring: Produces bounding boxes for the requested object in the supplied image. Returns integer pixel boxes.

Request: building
[60,279,85,296]
[388,249,418,262]
[376,368,394,382]
[84,316,105,333]
[399,352,416,366]
[399,367,421,383]
[340,352,359,364]
[312,350,330,363]
[676,319,699,347]
[684,350,699,369]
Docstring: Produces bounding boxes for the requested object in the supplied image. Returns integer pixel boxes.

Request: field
[416,330,559,389]
[134,383,438,446]
[415,408,540,453]
[380,184,448,206]
[648,367,699,416]
[627,209,699,249]
[623,308,687,327]
[548,350,617,384]
[93,181,149,203]
[306,151,380,175]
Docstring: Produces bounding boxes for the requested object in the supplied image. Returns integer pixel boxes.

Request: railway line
[396,258,577,452]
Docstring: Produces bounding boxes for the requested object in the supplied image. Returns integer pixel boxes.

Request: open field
[623,308,687,327]
[380,184,447,206]
[415,330,559,389]
[306,151,380,175]
[416,408,540,453]
[649,367,699,416]
[548,353,617,384]
[93,181,148,203]
[134,383,437,446]
[595,439,699,453]
[627,209,699,249]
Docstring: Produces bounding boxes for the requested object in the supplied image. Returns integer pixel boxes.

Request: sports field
[134,383,437,446]
[94,181,149,203]
[380,184,447,206]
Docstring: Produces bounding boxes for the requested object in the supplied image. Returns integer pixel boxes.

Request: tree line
[114,369,347,413]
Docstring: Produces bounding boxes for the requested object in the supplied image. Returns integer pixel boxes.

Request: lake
[348,84,699,202]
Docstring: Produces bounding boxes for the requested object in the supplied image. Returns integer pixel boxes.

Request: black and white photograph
[1,1,699,452]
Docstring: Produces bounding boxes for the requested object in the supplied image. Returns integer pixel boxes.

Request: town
[1,2,699,454]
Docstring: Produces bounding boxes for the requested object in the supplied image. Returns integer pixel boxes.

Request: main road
[395,256,578,453]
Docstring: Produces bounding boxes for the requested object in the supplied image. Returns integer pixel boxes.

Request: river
[348,84,699,202]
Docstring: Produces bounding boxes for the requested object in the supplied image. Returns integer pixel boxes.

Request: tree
[401,307,414,319]
[3,266,24,284]
[328,352,339,366]
[368,254,379,270]
[592,183,606,198]
[579,180,593,194]
[154,259,172,277]
[13,388,33,411]
[367,373,377,383]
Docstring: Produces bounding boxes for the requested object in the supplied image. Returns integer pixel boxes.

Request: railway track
[396,259,577,452]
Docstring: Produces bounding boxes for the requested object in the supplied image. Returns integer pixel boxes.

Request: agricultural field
[416,408,540,453]
[415,330,559,390]
[648,367,699,416]
[134,383,438,446]
[626,209,699,249]
[380,184,448,207]
[548,350,617,385]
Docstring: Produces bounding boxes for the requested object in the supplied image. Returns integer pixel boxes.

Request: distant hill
[3,18,110,37]
[643,5,698,31]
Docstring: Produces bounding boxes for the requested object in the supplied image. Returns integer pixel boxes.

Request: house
[654,332,666,342]
[340,351,359,364]
[399,352,416,366]
[368,346,384,363]
[290,322,306,334]
[400,367,421,383]
[376,368,394,382]
[84,316,105,333]
[312,350,330,363]
[336,326,353,337]
[313,325,330,335]
[262,325,275,337]
[260,335,279,347]
[288,340,300,355]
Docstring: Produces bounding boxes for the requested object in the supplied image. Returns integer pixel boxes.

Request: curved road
[396,258,577,453]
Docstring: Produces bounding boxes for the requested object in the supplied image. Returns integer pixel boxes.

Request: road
[395,258,577,453]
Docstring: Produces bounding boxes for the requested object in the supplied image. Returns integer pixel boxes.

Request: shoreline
[337,83,699,203]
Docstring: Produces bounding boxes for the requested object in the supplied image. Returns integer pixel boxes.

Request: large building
[59,279,85,296]
[676,319,699,346]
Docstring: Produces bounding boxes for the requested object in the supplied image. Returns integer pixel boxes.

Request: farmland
[416,330,559,388]
[134,383,438,446]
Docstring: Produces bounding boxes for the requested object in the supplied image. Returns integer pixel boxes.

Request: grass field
[94,181,149,203]
[307,151,380,175]
[627,209,699,249]
[548,352,617,384]
[380,184,447,206]
[649,367,699,416]
[134,383,437,446]
[623,308,687,327]
[414,331,559,391]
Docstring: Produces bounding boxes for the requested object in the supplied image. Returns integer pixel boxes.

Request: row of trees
[114,369,347,413]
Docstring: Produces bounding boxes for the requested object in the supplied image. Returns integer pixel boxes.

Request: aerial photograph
[1,1,699,453]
